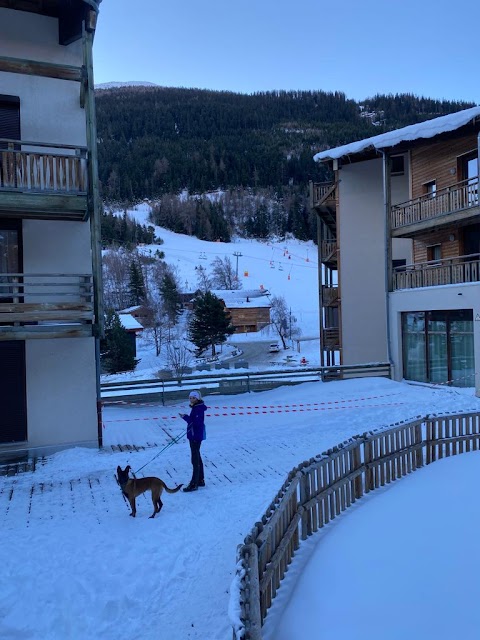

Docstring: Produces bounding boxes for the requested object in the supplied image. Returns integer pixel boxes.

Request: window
[427,244,441,262]
[0,95,20,148]
[391,155,405,176]
[402,310,474,387]
[424,180,436,197]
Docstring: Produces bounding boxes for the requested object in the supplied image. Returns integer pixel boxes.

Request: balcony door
[459,152,478,206]
[0,220,27,443]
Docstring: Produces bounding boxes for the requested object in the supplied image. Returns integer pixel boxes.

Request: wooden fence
[231,411,480,639]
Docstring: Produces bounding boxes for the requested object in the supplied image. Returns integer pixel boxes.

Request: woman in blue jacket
[179,390,207,492]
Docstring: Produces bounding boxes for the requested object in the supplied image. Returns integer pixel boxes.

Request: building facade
[0,1,104,454]
[311,107,480,395]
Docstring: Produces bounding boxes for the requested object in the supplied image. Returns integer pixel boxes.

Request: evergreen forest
[96,86,475,242]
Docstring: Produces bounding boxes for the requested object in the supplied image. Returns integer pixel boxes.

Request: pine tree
[101,310,137,373]
[160,272,181,323]
[128,259,146,306]
[188,291,235,357]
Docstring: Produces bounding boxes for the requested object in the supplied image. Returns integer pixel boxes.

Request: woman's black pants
[189,440,204,486]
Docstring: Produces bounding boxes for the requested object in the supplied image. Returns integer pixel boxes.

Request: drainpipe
[382,151,394,379]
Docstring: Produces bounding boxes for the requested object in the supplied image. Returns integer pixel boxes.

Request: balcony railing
[393,254,480,290]
[322,285,339,306]
[311,181,337,209]
[321,240,337,263]
[322,327,340,349]
[391,178,479,231]
[0,273,94,339]
[0,139,88,195]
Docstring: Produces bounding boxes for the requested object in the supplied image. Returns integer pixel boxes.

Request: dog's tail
[162,482,183,494]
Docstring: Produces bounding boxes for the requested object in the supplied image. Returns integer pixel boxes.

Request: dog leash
[133,430,187,475]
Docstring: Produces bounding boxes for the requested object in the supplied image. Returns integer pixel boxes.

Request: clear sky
[93,0,479,104]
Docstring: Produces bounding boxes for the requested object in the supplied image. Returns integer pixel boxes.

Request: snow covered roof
[118,305,144,314]
[314,106,480,163]
[212,289,271,308]
[119,313,144,331]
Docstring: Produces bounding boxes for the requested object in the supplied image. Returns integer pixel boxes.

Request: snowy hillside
[95,81,159,90]
[105,202,320,380]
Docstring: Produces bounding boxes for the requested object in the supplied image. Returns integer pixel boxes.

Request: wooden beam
[0,311,93,322]
[0,55,83,82]
[0,326,94,340]
[0,303,93,312]
[0,193,87,217]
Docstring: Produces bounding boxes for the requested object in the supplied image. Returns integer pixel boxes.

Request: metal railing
[0,139,88,194]
[393,253,480,289]
[100,362,392,402]
[231,411,480,639]
[391,177,479,230]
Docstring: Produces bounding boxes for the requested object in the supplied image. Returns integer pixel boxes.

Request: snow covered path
[1,378,480,640]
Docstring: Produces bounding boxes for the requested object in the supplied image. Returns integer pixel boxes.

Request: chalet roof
[118,305,145,314]
[314,106,480,163]
[212,289,271,309]
[119,313,144,332]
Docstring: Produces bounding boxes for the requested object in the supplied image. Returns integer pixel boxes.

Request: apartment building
[311,106,480,394]
[0,1,104,454]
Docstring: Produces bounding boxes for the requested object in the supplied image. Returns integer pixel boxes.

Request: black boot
[198,480,205,487]
[183,483,198,492]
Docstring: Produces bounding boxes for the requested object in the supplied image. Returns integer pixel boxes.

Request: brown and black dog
[116,465,183,518]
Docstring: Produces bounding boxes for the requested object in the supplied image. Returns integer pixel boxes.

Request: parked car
[268,342,281,353]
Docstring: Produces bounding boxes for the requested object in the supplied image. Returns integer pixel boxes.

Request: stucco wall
[22,220,93,273]
[25,338,98,448]
[338,158,388,364]
[389,283,480,396]
[0,9,86,146]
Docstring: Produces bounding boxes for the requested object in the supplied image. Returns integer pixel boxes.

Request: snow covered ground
[2,377,480,639]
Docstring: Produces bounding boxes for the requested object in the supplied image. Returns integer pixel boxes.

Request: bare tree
[102,248,132,310]
[210,256,241,290]
[269,294,300,349]
[166,340,193,380]
[143,296,167,356]
[196,264,212,292]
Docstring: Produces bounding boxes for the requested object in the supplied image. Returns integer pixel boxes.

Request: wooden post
[299,467,312,539]
[352,441,364,499]
[364,438,374,492]
[83,13,104,448]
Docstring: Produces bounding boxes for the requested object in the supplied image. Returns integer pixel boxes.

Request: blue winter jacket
[181,401,207,441]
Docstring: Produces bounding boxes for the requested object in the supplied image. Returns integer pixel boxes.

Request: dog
[116,465,183,518]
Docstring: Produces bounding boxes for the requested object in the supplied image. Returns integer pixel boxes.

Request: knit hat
[189,390,201,400]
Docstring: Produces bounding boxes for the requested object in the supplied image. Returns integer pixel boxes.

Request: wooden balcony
[322,285,339,306]
[321,240,338,265]
[392,254,480,290]
[310,181,337,234]
[0,273,94,339]
[0,139,88,220]
[322,327,340,350]
[391,178,479,237]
